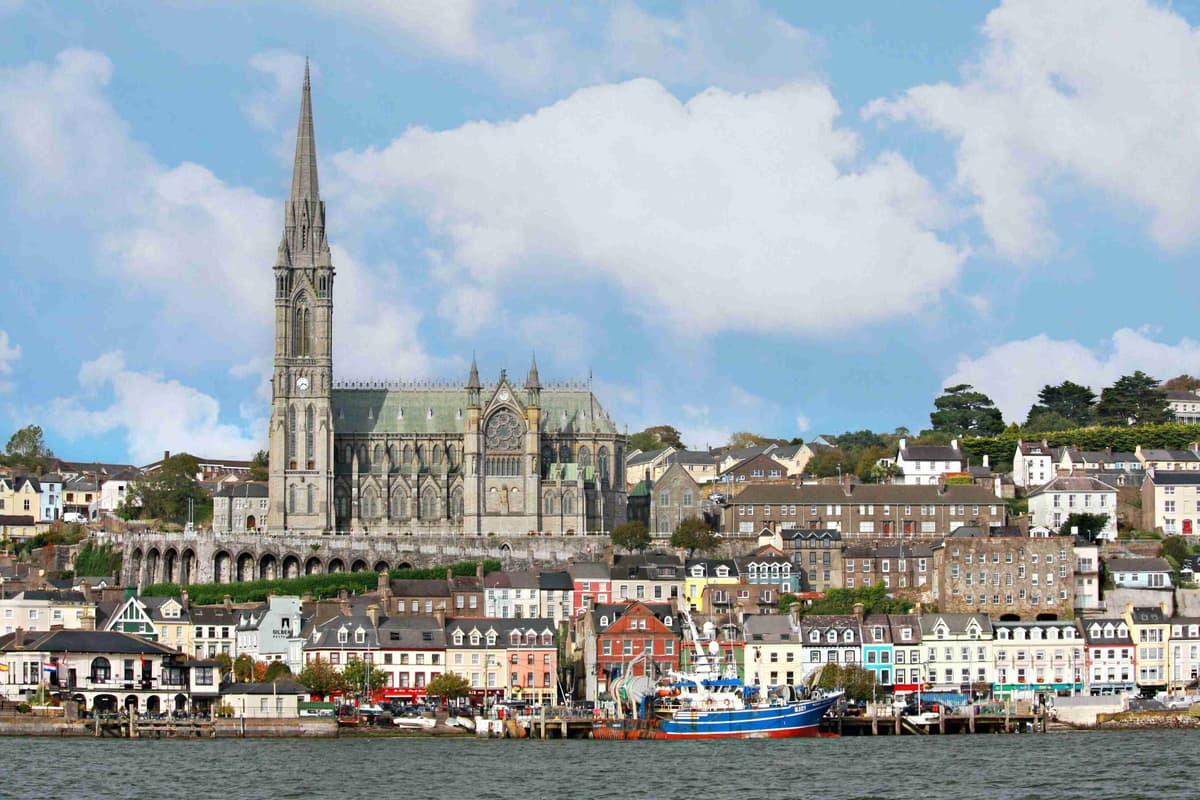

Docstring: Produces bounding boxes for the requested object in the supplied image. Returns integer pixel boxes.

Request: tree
[671,516,719,558]
[214,653,233,681]
[835,430,886,452]
[297,656,343,700]
[342,658,387,698]
[263,661,292,682]
[1059,512,1109,543]
[610,520,651,553]
[1026,381,1096,428]
[1161,535,1190,567]
[128,452,206,523]
[929,384,1005,437]
[814,664,877,702]
[727,431,770,449]
[4,424,53,470]
[248,449,269,481]
[781,582,912,616]
[1164,374,1200,392]
[426,671,472,704]
[805,448,856,479]
[232,654,255,682]
[629,425,684,452]
[1023,410,1076,433]
[1095,372,1171,426]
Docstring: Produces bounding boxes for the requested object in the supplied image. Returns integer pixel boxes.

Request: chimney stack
[180,589,189,610]
[163,450,170,463]
[434,608,446,628]
[476,561,484,580]
[223,594,233,612]
[367,603,379,628]
[14,627,23,648]
[853,602,865,622]
[446,568,452,582]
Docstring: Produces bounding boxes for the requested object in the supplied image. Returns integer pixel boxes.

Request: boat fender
[722,698,731,708]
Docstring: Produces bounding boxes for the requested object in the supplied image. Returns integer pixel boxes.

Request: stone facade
[265,66,626,537]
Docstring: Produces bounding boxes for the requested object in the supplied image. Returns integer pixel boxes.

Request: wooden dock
[820,711,1046,736]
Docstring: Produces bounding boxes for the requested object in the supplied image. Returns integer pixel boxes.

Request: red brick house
[594,602,681,690]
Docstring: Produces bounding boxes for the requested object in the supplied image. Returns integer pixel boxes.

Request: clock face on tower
[296,376,310,391]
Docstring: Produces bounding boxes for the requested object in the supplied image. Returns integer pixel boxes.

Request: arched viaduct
[103,530,610,587]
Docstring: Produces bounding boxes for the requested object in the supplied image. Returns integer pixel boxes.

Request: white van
[62,512,87,524]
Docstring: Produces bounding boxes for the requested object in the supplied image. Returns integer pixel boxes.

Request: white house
[918,613,994,693]
[1013,440,1056,489]
[1141,471,1200,536]
[1081,618,1135,695]
[0,591,93,634]
[1073,540,1103,613]
[235,596,305,672]
[37,474,63,522]
[990,619,1084,699]
[895,439,963,486]
[1026,476,1118,541]
[95,468,138,517]
[221,679,309,717]
[1166,391,1200,425]
[743,615,804,688]
[1106,557,1173,589]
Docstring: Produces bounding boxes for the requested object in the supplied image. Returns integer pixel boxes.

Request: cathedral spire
[290,59,320,202]
[525,352,541,390]
[466,353,481,390]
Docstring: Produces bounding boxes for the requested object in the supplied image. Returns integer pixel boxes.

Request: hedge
[142,559,502,604]
[959,422,1200,472]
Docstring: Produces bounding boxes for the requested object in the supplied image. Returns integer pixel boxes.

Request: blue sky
[4,0,1200,465]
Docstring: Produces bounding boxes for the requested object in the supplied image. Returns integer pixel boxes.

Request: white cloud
[243,50,310,134]
[517,313,587,366]
[943,327,1200,422]
[49,352,263,464]
[0,331,20,392]
[0,50,434,385]
[795,414,810,434]
[330,78,965,338]
[867,0,1200,259]
[307,0,480,60]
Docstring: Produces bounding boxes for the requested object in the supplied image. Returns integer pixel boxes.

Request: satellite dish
[708,640,720,655]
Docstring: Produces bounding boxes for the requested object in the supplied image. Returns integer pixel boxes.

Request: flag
[0,663,8,672]
[42,662,57,673]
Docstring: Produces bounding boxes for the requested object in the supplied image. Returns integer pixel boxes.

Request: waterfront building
[221,679,309,717]
[1168,617,1200,692]
[376,615,446,704]
[303,609,380,683]
[861,613,895,690]
[887,614,924,694]
[235,596,305,672]
[189,603,238,660]
[1124,604,1171,692]
[918,613,994,694]
[105,593,193,654]
[797,614,863,672]
[609,553,684,605]
[841,543,933,596]
[0,590,92,634]
[990,619,1084,700]
[0,628,219,715]
[743,614,802,688]
[1082,617,1136,695]
[445,617,557,705]
[592,602,679,697]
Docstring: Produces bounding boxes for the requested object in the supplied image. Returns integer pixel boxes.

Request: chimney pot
[223,594,233,612]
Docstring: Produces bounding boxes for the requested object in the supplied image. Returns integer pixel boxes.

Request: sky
[4,0,1200,465]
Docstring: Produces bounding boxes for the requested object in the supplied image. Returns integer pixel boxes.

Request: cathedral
[265,66,627,535]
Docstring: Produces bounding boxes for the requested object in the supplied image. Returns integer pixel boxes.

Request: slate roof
[780,529,842,544]
[331,387,618,436]
[0,629,179,655]
[388,579,450,597]
[627,448,668,466]
[1107,558,1172,574]
[1026,476,1117,496]
[1081,618,1132,645]
[0,515,35,526]
[378,615,447,648]
[445,617,557,646]
[734,483,1000,505]
[591,602,674,632]
[744,614,796,641]
[14,590,86,603]
[567,561,610,581]
[539,571,573,591]
[1141,449,1200,462]
[899,444,963,461]
[213,482,269,499]
[306,613,380,649]
[1130,606,1169,624]
[797,615,863,644]
[685,559,739,577]
[1166,390,1200,401]
[919,613,992,636]
[190,605,239,626]
[1148,471,1200,486]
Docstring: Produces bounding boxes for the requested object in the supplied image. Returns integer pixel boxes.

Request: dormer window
[716,566,729,578]
[469,632,481,646]
[826,631,837,644]
[664,616,673,628]
[542,632,553,646]
[809,631,820,643]
[338,629,348,644]
[510,631,521,645]
[842,630,853,643]
[486,632,497,646]
[599,615,609,628]
[453,631,464,646]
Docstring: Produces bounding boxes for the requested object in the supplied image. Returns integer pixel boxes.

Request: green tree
[128,452,206,523]
[247,449,269,481]
[781,582,912,616]
[1162,535,1190,565]
[1095,371,1171,426]
[426,671,472,704]
[297,656,343,700]
[4,424,53,470]
[342,658,387,697]
[1023,410,1076,433]
[263,662,292,682]
[671,516,719,558]
[214,653,233,681]
[629,425,684,452]
[1163,374,1200,392]
[805,447,856,479]
[1026,381,1096,428]
[232,654,255,682]
[610,520,651,553]
[72,541,121,577]
[814,664,877,702]
[835,430,887,452]
[929,384,1005,437]
[1059,512,1110,543]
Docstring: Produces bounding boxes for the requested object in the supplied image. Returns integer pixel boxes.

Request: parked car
[902,700,942,716]
[843,699,867,717]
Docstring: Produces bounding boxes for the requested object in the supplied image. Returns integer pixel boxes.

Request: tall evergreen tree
[1026,381,1096,428]
[1095,371,1171,426]
[929,384,1005,437]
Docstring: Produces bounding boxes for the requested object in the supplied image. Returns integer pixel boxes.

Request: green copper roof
[330,387,619,436]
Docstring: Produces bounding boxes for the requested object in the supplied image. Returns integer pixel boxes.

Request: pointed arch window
[287,405,297,468]
[579,446,592,468]
[544,493,556,515]
[433,445,443,467]
[373,444,383,471]
[450,488,464,520]
[358,445,368,468]
[288,484,296,514]
[420,491,438,520]
[559,443,571,463]
[541,445,553,478]
[598,446,610,487]
[388,445,398,471]
[306,484,315,514]
[562,491,575,516]
[446,445,457,470]
[391,492,408,519]
[403,445,413,467]
[291,300,312,357]
[305,405,315,468]
[416,445,426,469]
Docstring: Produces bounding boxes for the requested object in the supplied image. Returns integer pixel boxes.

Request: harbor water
[4,730,1193,799]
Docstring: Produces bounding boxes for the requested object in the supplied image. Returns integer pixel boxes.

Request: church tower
[267,62,336,532]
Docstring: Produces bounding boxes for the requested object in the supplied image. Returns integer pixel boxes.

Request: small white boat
[393,716,437,729]
[447,716,476,731]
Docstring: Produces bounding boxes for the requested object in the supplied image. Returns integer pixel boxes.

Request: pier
[820,710,1046,736]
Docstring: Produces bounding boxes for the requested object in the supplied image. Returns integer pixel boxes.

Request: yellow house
[684,559,740,613]
[1123,602,1171,692]
[0,477,41,520]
